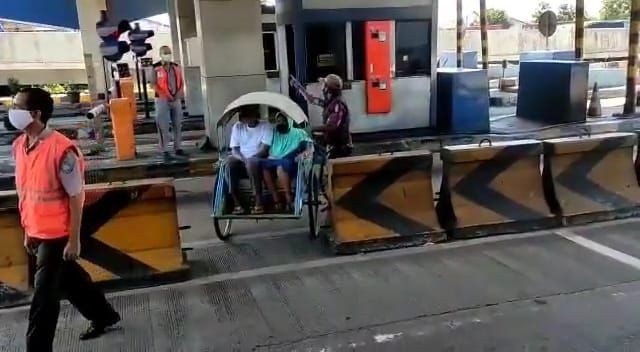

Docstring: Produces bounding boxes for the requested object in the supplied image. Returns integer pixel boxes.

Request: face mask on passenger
[8,109,34,131]
[161,54,172,62]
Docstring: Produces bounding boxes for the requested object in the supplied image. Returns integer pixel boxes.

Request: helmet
[322,74,343,91]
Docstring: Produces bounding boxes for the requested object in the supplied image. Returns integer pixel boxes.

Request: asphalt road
[3,177,640,351]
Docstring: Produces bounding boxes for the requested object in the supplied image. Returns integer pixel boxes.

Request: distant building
[586,20,628,29]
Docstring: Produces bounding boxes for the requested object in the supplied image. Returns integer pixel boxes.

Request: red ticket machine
[365,21,393,114]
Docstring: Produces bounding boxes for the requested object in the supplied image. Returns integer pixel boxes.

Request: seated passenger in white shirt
[226,105,273,215]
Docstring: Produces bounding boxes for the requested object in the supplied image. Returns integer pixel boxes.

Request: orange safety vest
[154,63,183,100]
[13,131,85,239]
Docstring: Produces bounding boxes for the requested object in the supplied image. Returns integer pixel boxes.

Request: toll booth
[276,0,438,135]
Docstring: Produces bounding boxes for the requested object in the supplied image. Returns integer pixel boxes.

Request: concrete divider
[543,133,640,224]
[437,140,555,239]
[329,151,444,254]
[0,178,189,307]
[79,178,189,284]
[0,198,30,308]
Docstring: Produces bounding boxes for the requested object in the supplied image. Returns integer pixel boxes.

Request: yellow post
[624,0,640,115]
[575,0,585,60]
[479,0,489,70]
[456,0,464,68]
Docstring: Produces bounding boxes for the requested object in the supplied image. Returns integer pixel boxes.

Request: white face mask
[8,109,34,131]
[161,54,172,62]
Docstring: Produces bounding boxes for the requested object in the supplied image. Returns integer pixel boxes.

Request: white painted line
[556,230,640,271]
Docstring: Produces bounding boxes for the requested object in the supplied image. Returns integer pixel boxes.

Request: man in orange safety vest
[10,88,121,352]
[151,45,185,160]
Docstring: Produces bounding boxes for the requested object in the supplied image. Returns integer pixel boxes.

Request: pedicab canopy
[217,92,308,127]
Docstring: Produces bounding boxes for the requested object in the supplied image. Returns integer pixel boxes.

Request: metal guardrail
[485,56,632,66]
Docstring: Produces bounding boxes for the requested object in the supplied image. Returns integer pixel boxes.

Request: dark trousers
[26,237,118,352]
[226,156,263,202]
[328,145,352,159]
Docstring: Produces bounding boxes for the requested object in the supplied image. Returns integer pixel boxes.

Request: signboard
[538,10,558,38]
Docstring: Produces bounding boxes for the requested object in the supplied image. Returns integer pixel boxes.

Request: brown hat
[321,74,343,91]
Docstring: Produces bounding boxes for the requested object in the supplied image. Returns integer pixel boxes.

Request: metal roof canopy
[0,0,166,29]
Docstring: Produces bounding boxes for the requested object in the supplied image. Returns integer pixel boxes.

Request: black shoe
[175,149,188,157]
[79,313,121,341]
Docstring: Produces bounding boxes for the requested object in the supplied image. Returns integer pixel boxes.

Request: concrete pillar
[173,0,203,117]
[76,0,107,100]
[167,0,182,66]
[194,0,266,146]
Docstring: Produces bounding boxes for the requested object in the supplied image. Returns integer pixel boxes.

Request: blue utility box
[520,50,575,61]
[437,68,490,134]
[517,60,589,124]
[439,51,479,69]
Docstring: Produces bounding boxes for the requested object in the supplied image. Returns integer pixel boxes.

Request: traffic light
[96,10,131,62]
[129,23,155,57]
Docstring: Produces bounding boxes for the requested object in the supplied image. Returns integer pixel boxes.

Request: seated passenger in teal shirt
[261,114,312,212]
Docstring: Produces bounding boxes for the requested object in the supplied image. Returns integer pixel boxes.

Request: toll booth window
[351,21,366,81]
[263,32,278,72]
[305,24,347,82]
[395,20,431,77]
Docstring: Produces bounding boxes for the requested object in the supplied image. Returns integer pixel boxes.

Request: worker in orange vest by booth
[151,45,186,161]
[10,88,121,352]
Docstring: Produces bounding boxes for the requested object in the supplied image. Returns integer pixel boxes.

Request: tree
[473,8,511,27]
[600,0,631,20]
[487,8,511,27]
[557,4,577,22]
[532,1,552,22]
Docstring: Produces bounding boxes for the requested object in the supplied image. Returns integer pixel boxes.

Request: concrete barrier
[0,198,30,308]
[437,140,555,238]
[0,178,189,307]
[79,178,188,284]
[329,151,444,254]
[544,133,640,224]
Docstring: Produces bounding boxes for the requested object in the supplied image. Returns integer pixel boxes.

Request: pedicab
[211,92,326,240]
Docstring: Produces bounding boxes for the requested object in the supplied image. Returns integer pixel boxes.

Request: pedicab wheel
[307,169,321,239]
[211,172,233,241]
[213,218,233,241]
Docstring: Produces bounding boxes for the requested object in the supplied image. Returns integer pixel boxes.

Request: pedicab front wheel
[307,169,321,239]
[213,218,233,241]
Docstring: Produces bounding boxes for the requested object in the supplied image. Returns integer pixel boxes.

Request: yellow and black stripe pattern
[437,140,555,239]
[0,178,188,308]
[329,151,444,254]
[575,0,585,60]
[543,133,640,224]
[456,0,464,68]
[0,205,30,308]
[625,0,640,114]
[78,178,188,283]
[479,0,489,70]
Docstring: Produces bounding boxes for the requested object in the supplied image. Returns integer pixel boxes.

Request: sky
[439,0,603,26]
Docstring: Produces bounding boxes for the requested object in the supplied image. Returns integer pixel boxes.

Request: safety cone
[588,82,602,117]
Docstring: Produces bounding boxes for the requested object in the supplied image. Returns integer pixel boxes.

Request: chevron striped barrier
[543,133,640,225]
[79,178,189,284]
[437,140,556,239]
[329,151,444,254]
[0,203,30,308]
[0,178,189,307]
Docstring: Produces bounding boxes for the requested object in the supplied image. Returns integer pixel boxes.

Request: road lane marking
[556,230,640,271]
